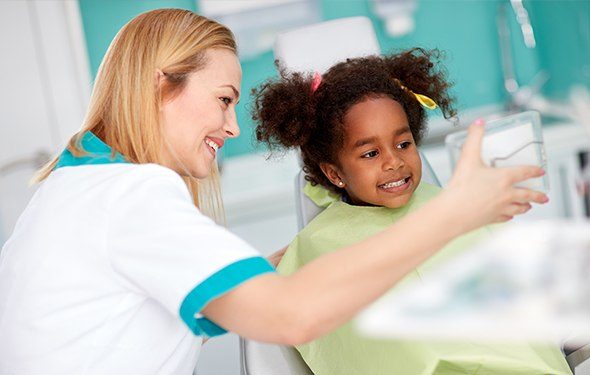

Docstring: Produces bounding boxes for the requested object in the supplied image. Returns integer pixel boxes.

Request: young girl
[253,49,571,375]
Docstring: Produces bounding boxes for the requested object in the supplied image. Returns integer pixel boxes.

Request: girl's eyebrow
[352,127,411,149]
[393,127,411,136]
[353,136,377,149]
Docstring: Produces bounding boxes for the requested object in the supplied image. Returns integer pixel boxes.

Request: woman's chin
[170,162,210,179]
[188,167,210,179]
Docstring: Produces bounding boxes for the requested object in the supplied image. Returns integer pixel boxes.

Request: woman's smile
[204,136,224,157]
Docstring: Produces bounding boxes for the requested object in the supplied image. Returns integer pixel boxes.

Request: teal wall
[529,0,590,98]
[78,0,589,158]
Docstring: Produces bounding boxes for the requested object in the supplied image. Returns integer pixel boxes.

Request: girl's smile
[378,176,412,193]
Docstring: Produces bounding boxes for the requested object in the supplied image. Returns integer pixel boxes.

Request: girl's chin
[380,194,413,209]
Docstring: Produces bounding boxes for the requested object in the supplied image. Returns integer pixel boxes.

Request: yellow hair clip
[413,93,438,110]
[393,78,438,110]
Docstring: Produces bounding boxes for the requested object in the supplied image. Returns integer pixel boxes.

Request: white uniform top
[0,133,275,374]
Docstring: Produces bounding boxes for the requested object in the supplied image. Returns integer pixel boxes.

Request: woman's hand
[444,119,548,232]
[267,246,288,268]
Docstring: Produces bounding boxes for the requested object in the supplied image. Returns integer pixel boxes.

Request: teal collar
[55,131,128,169]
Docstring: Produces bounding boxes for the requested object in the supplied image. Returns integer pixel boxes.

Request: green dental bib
[278,182,571,375]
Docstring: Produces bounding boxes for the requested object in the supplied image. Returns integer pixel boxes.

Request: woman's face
[321,96,422,208]
[160,48,242,178]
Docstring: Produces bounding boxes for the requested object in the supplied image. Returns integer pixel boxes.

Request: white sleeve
[107,168,274,337]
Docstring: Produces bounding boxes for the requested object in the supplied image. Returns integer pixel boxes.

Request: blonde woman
[0,9,548,374]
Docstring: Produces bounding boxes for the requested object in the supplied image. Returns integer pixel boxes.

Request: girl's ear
[320,162,346,188]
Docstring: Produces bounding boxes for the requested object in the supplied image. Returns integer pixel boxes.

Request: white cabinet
[0,0,90,244]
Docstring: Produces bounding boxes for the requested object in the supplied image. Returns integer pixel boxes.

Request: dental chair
[240,16,444,375]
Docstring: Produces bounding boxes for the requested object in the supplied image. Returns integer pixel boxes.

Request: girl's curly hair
[252,48,456,193]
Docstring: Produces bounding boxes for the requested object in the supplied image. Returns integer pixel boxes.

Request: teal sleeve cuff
[179,256,275,337]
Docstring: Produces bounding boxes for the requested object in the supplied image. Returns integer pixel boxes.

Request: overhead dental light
[198,0,321,60]
[370,0,417,37]
[510,0,536,49]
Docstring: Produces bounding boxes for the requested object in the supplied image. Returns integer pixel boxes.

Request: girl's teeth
[381,178,407,189]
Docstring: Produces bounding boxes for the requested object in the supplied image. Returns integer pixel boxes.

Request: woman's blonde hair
[34,8,236,223]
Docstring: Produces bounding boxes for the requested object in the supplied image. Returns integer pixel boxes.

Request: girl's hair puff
[252,68,318,150]
[253,48,456,193]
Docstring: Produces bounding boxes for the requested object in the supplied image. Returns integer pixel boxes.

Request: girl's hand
[444,119,548,231]
[267,246,288,268]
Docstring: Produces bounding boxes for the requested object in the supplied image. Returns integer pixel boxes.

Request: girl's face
[321,96,422,208]
[160,48,242,178]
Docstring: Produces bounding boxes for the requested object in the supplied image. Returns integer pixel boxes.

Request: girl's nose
[383,149,404,171]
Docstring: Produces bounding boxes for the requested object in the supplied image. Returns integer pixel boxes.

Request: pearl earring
[338,181,344,187]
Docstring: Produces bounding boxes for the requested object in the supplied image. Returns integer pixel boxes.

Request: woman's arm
[202,122,547,345]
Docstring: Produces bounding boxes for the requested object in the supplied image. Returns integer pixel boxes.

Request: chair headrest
[273,16,381,74]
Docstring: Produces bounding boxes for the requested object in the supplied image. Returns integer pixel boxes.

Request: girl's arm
[202,123,547,345]
[266,245,288,268]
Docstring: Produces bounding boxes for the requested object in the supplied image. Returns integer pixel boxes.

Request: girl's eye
[362,150,379,158]
[397,141,412,149]
[220,97,233,106]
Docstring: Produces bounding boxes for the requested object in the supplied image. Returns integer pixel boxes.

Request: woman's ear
[155,69,167,111]
[155,69,165,89]
[320,162,346,188]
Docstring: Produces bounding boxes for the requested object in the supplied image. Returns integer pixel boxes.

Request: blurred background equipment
[370,0,417,37]
[358,221,590,344]
[199,0,321,59]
